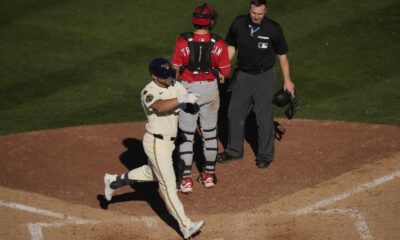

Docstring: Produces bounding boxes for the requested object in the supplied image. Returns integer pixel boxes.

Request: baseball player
[171,3,231,194]
[103,58,204,239]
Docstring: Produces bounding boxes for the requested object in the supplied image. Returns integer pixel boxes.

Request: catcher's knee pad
[202,127,218,151]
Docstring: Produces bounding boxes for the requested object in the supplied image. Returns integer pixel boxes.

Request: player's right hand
[177,93,200,104]
[186,93,200,104]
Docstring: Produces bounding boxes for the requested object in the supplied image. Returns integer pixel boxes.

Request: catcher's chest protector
[181,32,220,75]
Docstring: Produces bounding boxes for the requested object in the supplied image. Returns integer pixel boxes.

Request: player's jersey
[141,81,187,137]
[172,33,231,83]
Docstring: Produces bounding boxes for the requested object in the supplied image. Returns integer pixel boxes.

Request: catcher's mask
[273,88,300,119]
[273,88,291,107]
[192,3,218,29]
[149,58,176,79]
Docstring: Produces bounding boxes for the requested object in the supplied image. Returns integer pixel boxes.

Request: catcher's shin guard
[201,126,218,172]
[179,129,195,177]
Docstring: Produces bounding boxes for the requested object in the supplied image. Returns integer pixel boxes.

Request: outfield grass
[1,0,399,136]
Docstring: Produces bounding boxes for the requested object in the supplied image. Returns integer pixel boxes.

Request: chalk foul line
[0,200,98,240]
[313,208,373,240]
[289,170,400,240]
[290,170,400,216]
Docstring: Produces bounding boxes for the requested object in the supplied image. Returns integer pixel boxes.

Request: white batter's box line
[312,208,373,240]
[128,215,158,227]
[290,170,400,216]
[0,200,98,240]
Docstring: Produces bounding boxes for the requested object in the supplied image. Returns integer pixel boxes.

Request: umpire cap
[149,58,176,79]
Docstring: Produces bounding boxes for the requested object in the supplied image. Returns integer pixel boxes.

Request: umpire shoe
[104,173,116,201]
[182,220,205,239]
[216,151,242,164]
[256,159,271,169]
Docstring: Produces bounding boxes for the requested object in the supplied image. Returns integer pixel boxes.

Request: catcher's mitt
[183,103,200,114]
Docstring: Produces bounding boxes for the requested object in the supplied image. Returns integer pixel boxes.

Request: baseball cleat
[182,220,205,239]
[104,173,116,201]
[198,172,215,188]
[180,176,193,194]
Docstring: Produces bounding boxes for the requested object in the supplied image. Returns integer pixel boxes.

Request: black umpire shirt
[225,15,288,73]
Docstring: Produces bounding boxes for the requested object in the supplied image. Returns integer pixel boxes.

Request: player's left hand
[284,79,295,96]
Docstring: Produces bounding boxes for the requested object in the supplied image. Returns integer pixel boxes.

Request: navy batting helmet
[149,58,176,79]
[192,3,218,29]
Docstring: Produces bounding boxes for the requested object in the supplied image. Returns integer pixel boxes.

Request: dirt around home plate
[0,119,399,239]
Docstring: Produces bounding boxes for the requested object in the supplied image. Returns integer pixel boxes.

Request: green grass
[1,0,399,136]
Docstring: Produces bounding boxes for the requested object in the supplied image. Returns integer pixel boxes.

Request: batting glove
[177,93,200,104]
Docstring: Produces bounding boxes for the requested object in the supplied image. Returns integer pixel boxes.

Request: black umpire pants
[226,68,276,162]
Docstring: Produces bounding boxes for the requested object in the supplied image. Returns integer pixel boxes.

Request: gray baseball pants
[226,68,276,162]
[179,80,219,177]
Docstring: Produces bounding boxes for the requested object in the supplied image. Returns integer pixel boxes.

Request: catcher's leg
[178,109,199,193]
[199,104,218,175]
[198,93,219,187]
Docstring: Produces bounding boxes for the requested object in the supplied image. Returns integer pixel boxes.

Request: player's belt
[182,79,216,83]
[147,132,176,141]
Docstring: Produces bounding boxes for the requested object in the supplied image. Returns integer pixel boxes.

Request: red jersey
[171,33,231,82]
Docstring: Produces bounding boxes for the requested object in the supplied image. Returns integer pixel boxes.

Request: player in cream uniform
[104,58,204,239]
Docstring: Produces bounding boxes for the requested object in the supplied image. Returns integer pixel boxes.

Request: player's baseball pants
[179,80,219,174]
[226,68,276,162]
[126,132,191,230]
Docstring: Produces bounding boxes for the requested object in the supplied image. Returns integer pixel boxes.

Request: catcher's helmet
[192,3,218,29]
[149,58,176,79]
[273,88,291,107]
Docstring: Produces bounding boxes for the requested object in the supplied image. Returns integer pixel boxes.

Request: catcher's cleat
[216,151,242,164]
[197,172,215,188]
[104,173,117,201]
[182,220,205,240]
[180,176,194,194]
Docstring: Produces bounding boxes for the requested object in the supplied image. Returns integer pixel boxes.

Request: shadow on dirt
[97,138,180,234]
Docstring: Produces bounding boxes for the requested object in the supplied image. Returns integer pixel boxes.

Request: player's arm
[150,99,181,113]
[171,37,185,80]
[216,41,232,84]
[143,85,198,113]
[277,54,295,96]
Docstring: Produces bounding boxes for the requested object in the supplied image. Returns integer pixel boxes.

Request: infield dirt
[1,119,399,239]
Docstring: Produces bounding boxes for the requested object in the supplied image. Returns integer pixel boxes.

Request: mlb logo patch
[258,42,268,49]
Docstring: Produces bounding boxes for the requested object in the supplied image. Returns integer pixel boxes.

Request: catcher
[171,3,231,194]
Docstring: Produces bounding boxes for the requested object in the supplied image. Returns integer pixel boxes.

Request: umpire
[217,0,295,168]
